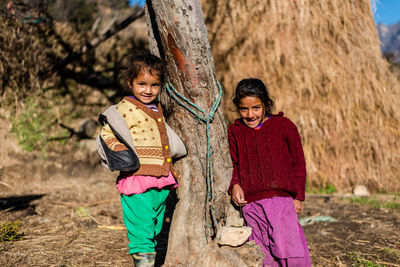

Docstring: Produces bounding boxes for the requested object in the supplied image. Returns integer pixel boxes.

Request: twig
[345,232,355,241]
[351,240,367,245]
[98,225,125,230]
[17,235,61,243]
[0,206,15,214]
[319,257,334,264]
[335,255,344,266]
[0,181,15,191]
[86,212,101,225]
[356,240,370,243]
[376,262,400,267]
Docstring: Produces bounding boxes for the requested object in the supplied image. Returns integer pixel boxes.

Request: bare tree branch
[42,7,145,78]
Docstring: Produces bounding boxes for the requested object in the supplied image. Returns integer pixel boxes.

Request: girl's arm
[285,120,307,201]
[100,124,129,151]
[227,127,247,207]
[227,127,240,193]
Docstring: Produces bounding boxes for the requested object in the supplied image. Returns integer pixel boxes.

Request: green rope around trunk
[165,81,222,241]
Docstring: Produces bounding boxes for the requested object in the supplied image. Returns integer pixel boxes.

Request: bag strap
[98,114,134,151]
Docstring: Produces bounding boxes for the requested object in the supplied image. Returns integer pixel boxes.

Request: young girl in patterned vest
[100,54,181,266]
[228,78,311,266]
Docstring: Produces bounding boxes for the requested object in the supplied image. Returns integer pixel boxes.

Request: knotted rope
[165,81,222,241]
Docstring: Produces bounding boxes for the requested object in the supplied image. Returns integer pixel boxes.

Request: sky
[129,0,400,25]
[129,0,145,7]
[372,0,400,25]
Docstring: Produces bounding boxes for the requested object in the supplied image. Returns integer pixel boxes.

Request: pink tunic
[116,171,178,195]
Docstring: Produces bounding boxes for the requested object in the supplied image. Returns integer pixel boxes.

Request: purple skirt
[242,197,311,267]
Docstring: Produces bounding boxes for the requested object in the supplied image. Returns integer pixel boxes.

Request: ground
[1,119,400,267]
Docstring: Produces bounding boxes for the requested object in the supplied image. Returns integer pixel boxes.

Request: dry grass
[0,17,51,105]
[202,0,400,193]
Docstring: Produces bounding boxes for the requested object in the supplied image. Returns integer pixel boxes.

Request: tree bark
[145,1,263,266]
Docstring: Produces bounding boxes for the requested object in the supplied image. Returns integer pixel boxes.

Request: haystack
[202,0,400,193]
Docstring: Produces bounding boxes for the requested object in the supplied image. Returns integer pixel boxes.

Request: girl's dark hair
[233,78,274,115]
[127,53,166,84]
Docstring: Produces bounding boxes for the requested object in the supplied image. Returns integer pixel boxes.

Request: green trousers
[121,188,170,254]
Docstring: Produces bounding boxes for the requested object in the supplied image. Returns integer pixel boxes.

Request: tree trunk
[145,0,263,266]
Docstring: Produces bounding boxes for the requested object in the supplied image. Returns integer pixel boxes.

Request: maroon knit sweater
[228,112,306,202]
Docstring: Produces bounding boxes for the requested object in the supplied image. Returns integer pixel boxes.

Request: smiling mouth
[245,119,261,127]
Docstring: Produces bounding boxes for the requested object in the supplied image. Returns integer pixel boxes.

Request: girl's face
[238,96,266,128]
[129,69,161,104]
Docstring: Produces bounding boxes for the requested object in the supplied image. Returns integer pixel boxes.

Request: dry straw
[202,0,400,193]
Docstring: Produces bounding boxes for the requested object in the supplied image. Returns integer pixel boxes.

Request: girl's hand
[293,199,304,214]
[232,184,247,206]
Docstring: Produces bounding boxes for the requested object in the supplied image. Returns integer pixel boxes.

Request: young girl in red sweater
[228,78,311,267]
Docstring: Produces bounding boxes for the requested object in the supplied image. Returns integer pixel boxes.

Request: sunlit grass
[342,196,400,209]
[0,221,24,242]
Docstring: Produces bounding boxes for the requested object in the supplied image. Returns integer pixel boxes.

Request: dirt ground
[1,120,400,267]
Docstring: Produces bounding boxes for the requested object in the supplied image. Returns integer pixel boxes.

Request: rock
[225,202,244,227]
[353,185,370,196]
[216,226,252,247]
[229,217,245,227]
[78,118,98,138]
